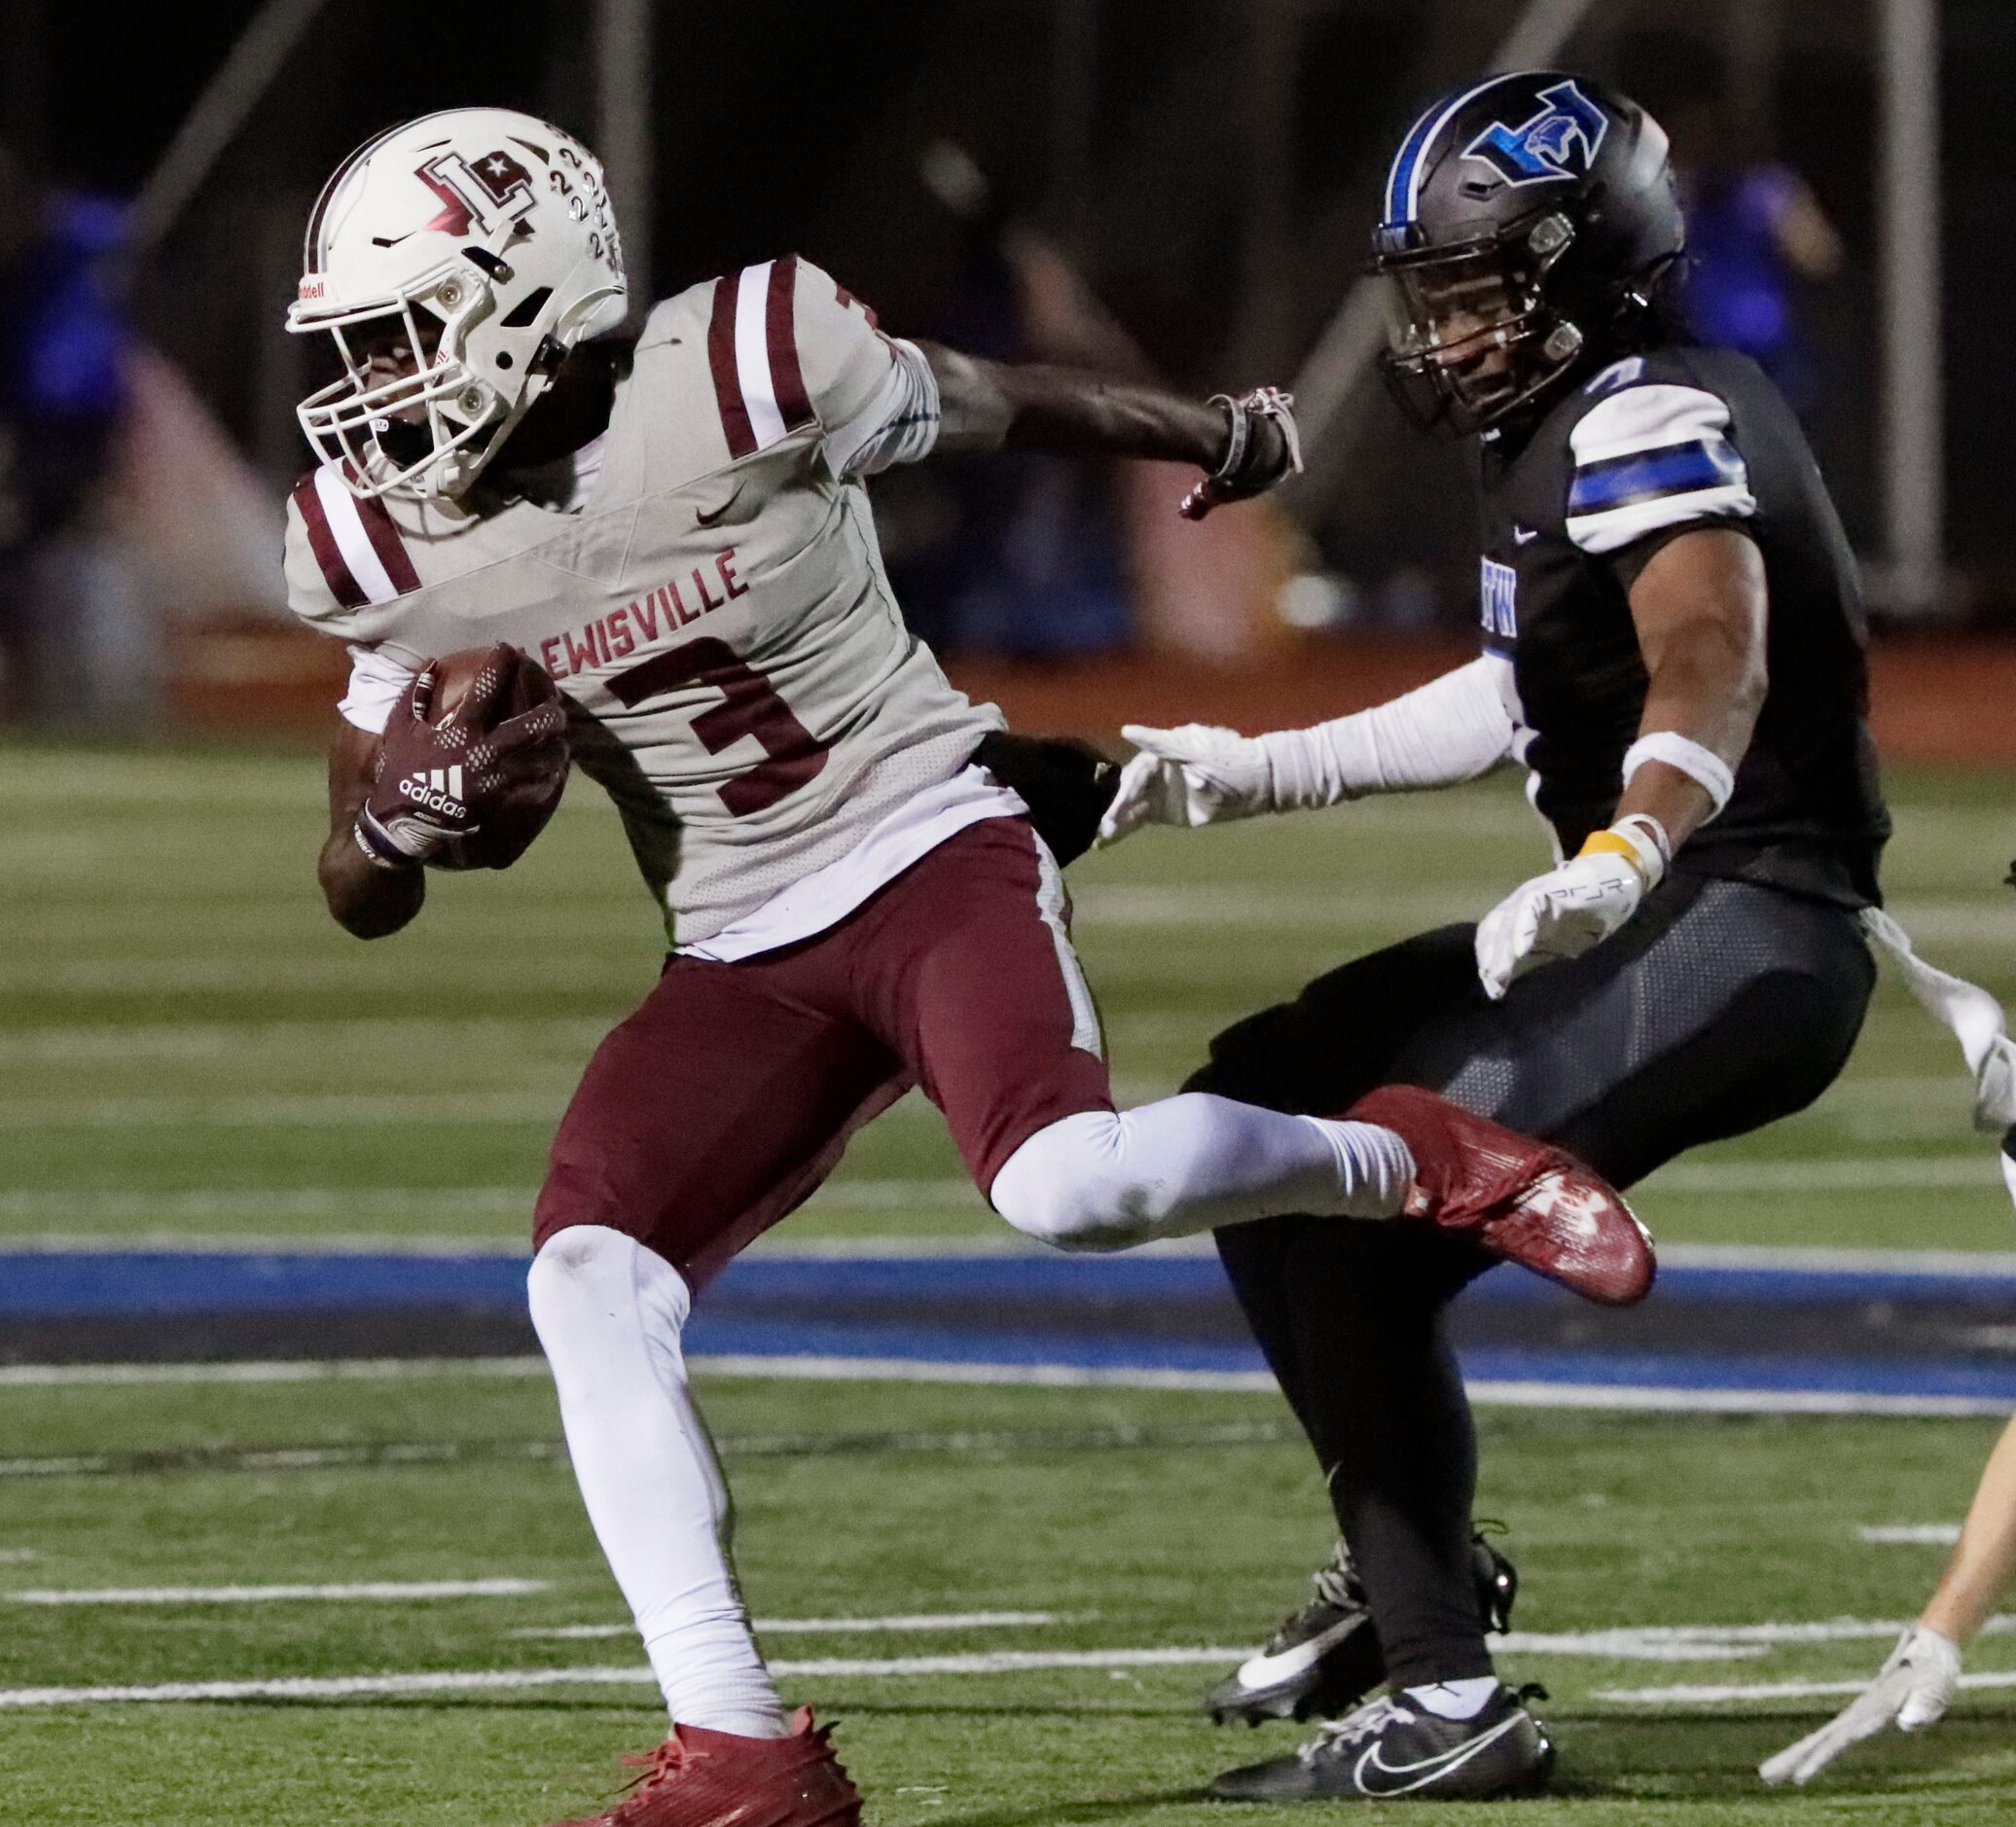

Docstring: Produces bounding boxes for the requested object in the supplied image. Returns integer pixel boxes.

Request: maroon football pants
[533,817,1114,1288]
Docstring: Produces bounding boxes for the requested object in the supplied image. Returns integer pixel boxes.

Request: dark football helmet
[1371,71,1684,436]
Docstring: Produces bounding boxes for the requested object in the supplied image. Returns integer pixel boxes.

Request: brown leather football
[422,643,570,870]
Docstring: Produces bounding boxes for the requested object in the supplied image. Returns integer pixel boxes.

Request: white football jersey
[283,256,1007,945]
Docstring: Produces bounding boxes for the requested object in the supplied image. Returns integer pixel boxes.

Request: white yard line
[11,1167,2015,1239]
[1858,1523,1963,1544]
[0,1018,608,1065]
[7,1616,2013,1708]
[1500,1615,2016,1662]
[685,1354,1282,1393]
[0,1232,538,1256]
[1648,1157,2000,1193]
[0,1187,537,1224]
[4,1579,547,1606]
[0,1358,553,1390]
[1599,1669,2016,1704]
[0,1353,2010,1416]
[517,1611,1067,1641]
[0,1652,1246,1708]
[1462,1380,2016,1417]
[1656,1243,2016,1277]
[0,1094,568,1130]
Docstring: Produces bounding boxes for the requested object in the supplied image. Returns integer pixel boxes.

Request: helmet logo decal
[1462,80,1607,188]
[414,148,538,237]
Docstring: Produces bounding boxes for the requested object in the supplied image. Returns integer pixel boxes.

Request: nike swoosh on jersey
[1512,524,1539,544]
[1351,1711,1523,1797]
[1228,1615,1364,1692]
[695,484,746,527]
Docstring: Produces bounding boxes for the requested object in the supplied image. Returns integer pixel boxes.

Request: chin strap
[1859,908,2016,1210]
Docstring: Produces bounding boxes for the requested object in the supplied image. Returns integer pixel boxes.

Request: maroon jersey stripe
[707,275,756,458]
[765,255,813,431]
[291,474,367,610]
[353,490,421,595]
[835,281,879,329]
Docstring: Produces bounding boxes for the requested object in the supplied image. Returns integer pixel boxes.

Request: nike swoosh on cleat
[1351,1712,1524,1797]
[695,484,745,527]
[1230,1615,1363,1692]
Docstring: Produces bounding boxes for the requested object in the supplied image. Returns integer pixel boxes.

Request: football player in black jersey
[1101,71,1890,1800]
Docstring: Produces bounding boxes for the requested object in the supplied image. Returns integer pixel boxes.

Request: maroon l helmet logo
[414,148,537,237]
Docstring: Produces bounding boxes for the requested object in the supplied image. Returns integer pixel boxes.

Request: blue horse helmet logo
[1463,80,1609,187]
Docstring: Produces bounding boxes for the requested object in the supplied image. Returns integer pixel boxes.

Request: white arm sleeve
[338,645,418,735]
[819,336,942,480]
[1253,657,1519,809]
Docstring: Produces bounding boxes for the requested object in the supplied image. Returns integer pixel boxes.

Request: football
[423,643,570,870]
[429,641,561,729]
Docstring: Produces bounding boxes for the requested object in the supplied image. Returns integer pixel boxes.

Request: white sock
[989,1094,1415,1251]
[528,1224,787,1737]
[1405,1675,1500,1720]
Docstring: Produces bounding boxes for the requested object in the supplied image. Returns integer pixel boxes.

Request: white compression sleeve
[1255,657,1518,810]
[527,1225,787,1737]
[989,1094,1415,1252]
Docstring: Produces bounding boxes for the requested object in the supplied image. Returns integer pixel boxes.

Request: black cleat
[1205,1532,1518,1727]
[1208,1684,1553,1803]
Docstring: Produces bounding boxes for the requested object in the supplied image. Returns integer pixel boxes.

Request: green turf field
[2,1374,2015,1822]
[5,743,2014,1253]
[4,741,2016,1823]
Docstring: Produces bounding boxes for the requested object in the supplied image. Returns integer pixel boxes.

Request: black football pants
[1187,873,1875,1688]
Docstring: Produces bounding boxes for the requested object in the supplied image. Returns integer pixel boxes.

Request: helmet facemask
[293,269,518,500]
[1376,213,1588,438]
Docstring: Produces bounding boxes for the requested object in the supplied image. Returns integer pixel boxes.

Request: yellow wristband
[1578,827,1656,886]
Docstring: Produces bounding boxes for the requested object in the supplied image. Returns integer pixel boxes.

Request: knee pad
[528,1224,692,1390]
[990,1112,1159,1253]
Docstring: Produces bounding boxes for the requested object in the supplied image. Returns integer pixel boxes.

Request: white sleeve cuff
[338,645,418,735]
[821,336,942,479]
[1257,657,1519,808]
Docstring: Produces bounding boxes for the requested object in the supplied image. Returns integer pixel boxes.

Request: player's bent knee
[989,1112,1164,1253]
[527,1224,666,1339]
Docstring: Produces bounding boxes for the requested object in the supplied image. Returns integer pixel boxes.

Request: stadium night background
[3,2,2016,1823]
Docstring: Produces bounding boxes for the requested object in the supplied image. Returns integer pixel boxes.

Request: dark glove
[355,663,567,870]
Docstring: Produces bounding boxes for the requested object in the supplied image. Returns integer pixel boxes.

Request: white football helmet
[288,108,628,500]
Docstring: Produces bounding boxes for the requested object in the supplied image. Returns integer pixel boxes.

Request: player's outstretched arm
[1474,527,1768,999]
[1097,659,1518,845]
[318,719,426,940]
[918,342,1300,518]
[1761,1409,2016,1784]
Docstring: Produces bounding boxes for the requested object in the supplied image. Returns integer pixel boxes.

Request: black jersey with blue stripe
[1476,343,1888,908]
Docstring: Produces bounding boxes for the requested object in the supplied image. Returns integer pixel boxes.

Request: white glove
[1474,850,1644,1000]
[1097,724,1276,845]
[1758,1626,1962,1785]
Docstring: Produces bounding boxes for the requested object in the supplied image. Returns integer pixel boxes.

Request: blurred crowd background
[0,0,2009,731]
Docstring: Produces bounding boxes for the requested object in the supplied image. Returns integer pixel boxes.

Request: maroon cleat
[1349,1085,1655,1306]
[545,1707,863,1827]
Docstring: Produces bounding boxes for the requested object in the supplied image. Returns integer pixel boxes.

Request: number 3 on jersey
[609,636,830,816]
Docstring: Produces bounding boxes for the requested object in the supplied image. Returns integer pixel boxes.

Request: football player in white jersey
[282,108,1653,1827]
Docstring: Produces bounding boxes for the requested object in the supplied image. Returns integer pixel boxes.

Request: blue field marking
[4,1250,2016,1409]
[6,1249,2016,1318]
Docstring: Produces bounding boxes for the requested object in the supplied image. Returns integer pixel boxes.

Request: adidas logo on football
[398,767,466,817]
